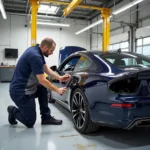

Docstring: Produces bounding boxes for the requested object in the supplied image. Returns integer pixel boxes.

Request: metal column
[101,8,110,51]
[29,0,38,46]
[129,25,136,53]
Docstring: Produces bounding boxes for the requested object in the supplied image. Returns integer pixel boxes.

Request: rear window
[99,52,150,68]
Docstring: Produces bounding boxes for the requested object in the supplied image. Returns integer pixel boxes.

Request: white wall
[0,15,28,66]
[36,19,90,66]
[90,0,150,50]
[0,14,90,67]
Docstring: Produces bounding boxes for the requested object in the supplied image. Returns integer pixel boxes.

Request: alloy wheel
[72,92,86,129]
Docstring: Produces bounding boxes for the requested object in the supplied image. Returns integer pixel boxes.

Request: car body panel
[49,51,150,129]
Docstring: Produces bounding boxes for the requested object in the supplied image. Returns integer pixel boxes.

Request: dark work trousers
[10,84,51,128]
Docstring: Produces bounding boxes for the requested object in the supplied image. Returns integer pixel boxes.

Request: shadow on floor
[52,102,150,149]
[49,101,72,121]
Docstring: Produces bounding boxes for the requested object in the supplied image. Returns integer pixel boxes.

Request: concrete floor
[0,83,150,150]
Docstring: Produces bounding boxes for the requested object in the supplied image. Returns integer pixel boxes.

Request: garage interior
[0,0,150,150]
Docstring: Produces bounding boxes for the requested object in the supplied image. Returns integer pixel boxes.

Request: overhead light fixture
[75,0,144,35]
[0,0,7,19]
[75,16,112,35]
[37,22,70,27]
[75,20,103,35]
[30,20,70,27]
[112,0,144,15]
[38,5,59,14]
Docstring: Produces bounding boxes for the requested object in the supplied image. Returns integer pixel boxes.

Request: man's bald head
[40,37,56,48]
[40,38,56,57]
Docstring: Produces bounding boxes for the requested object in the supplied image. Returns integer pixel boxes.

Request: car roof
[76,50,142,57]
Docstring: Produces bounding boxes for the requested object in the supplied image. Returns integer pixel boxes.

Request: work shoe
[42,116,62,125]
[7,105,18,125]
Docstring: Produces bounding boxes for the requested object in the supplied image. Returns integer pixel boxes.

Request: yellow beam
[40,0,103,11]
[63,0,82,17]
[40,0,111,51]
[30,0,39,46]
[101,8,110,51]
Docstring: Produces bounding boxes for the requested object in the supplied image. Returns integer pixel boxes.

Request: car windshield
[99,52,150,68]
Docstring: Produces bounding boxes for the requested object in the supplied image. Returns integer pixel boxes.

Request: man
[8,37,71,128]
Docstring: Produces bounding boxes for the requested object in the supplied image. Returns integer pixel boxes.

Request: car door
[51,55,81,101]
[57,55,92,102]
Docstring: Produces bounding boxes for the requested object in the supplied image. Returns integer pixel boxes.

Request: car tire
[47,90,55,103]
[71,88,99,134]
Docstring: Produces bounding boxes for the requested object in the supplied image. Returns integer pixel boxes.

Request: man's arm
[29,57,67,95]
[44,64,61,80]
[44,64,71,82]
[36,74,67,95]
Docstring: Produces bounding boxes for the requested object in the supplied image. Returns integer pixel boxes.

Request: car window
[100,52,150,68]
[74,56,91,71]
[61,56,80,72]
[122,58,138,65]
[142,60,150,65]
[106,58,115,63]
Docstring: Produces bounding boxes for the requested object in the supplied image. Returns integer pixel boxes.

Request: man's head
[40,37,56,57]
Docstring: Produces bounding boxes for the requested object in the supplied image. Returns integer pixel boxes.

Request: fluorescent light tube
[36,22,70,27]
[112,0,144,15]
[113,4,132,14]
[132,0,144,5]
[0,0,7,19]
[75,20,103,35]
[75,16,112,35]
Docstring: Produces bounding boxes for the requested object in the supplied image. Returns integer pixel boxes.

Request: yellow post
[63,0,82,17]
[101,8,110,51]
[29,0,38,46]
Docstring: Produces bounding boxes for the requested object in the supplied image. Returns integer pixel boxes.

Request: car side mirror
[50,65,57,71]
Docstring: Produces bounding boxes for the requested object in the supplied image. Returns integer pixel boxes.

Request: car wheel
[71,88,99,134]
[47,90,55,103]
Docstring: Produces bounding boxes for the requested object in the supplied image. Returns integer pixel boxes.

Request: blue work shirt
[9,44,46,95]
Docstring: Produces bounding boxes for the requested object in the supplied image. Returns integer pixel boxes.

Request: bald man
[8,37,71,128]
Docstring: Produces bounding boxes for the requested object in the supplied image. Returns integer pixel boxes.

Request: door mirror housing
[50,65,57,71]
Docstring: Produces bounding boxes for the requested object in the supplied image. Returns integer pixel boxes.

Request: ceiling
[3,0,124,20]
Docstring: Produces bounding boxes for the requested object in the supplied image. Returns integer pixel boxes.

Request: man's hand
[57,87,67,95]
[60,74,71,82]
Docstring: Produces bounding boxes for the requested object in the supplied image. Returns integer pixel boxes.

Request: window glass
[74,56,91,71]
[142,60,150,65]
[61,57,80,72]
[109,45,113,50]
[137,39,142,46]
[143,37,150,45]
[143,46,150,56]
[113,44,120,49]
[121,49,129,52]
[136,47,142,54]
[121,42,128,48]
[122,58,137,65]
[106,58,115,63]
[100,52,150,68]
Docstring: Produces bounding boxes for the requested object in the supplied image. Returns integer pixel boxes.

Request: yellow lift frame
[29,0,110,51]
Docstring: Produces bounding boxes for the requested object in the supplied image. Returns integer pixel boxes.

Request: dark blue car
[48,50,150,133]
